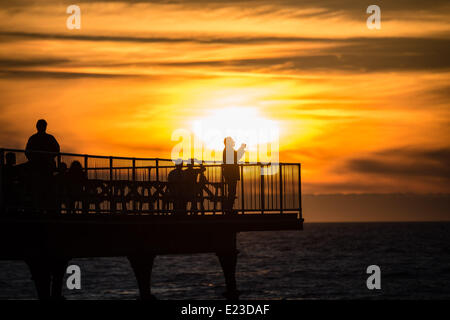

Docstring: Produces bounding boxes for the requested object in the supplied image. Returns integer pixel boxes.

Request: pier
[0,148,303,299]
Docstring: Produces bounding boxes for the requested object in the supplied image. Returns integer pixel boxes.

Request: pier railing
[0,148,302,218]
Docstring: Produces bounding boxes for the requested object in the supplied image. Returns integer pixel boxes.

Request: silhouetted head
[59,162,68,173]
[36,119,47,133]
[5,152,16,166]
[173,158,183,169]
[224,136,235,148]
[69,160,83,173]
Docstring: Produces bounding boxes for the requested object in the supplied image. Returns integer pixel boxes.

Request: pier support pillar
[128,255,156,300]
[26,257,69,300]
[217,250,240,300]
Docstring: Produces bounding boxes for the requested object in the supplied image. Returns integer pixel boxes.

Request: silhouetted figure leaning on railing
[223,137,246,215]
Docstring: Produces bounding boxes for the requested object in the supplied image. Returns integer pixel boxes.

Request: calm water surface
[1,222,449,299]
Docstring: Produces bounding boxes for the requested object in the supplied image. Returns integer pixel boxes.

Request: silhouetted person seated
[25,119,60,173]
[2,152,19,214]
[66,161,87,214]
[168,160,186,216]
[222,137,246,214]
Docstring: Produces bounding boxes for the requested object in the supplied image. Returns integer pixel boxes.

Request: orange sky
[0,0,449,194]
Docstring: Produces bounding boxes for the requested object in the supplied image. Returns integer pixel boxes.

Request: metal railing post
[0,149,4,214]
[109,156,114,213]
[240,164,244,215]
[56,153,62,213]
[220,164,224,215]
[279,164,283,214]
[84,155,88,173]
[260,164,265,214]
[83,155,89,214]
[155,159,160,213]
[298,164,302,220]
[132,158,136,213]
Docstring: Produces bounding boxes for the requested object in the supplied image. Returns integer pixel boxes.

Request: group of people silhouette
[152,136,246,216]
[2,119,86,214]
[1,119,247,299]
[2,119,246,216]
[168,160,205,215]
[1,120,69,299]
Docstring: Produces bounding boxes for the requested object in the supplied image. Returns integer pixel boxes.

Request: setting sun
[192,107,279,152]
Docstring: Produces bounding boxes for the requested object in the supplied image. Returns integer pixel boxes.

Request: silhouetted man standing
[222,137,246,214]
[24,120,67,299]
[25,119,60,172]
[25,119,60,214]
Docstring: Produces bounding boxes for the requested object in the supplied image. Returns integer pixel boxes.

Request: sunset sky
[0,0,449,195]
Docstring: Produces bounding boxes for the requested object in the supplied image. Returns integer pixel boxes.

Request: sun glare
[192,107,280,151]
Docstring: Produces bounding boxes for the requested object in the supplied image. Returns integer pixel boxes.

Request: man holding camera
[222,137,246,215]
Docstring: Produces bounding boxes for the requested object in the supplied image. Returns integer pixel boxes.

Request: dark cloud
[157,37,450,72]
[3,32,448,73]
[303,181,387,194]
[2,0,449,20]
[418,85,450,105]
[0,70,139,79]
[0,31,342,44]
[343,147,450,181]
[304,147,450,194]
[0,58,71,68]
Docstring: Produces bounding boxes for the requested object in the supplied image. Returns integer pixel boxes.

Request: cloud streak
[2,0,449,20]
[0,70,140,79]
[2,32,450,73]
[340,147,450,191]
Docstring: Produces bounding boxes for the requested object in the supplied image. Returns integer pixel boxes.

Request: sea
[1,222,449,299]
